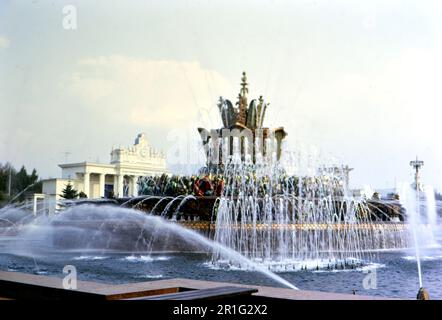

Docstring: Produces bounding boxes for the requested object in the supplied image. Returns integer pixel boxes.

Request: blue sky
[1,0,442,190]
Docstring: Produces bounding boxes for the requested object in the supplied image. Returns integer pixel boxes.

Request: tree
[78,191,88,198]
[0,162,15,196]
[0,164,9,202]
[0,163,43,206]
[14,166,29,193]
[60,182,79,199]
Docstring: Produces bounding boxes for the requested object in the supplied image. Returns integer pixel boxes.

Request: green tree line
[0,162,42,204]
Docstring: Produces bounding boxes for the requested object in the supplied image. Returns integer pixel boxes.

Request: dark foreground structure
[0,271,392,300]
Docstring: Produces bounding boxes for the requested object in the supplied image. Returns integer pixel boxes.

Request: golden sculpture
[198,72,287,168]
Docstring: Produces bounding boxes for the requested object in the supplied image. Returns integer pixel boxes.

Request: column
[118,174,124,198]
[99,174,105,198]
[131,176,138,197]
[113,175,118,197]
[84,172,90,198]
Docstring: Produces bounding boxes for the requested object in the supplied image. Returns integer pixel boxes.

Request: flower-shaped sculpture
[198,72,287,168]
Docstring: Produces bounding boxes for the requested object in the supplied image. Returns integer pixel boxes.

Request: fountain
[210,162,411,270]
[0,203,298,290]
[130,72,410,270]
[1,72,441,299]
[395,157,441,299]
[399,183,424,290]
[424,185,438,244]
[197,71,287,170]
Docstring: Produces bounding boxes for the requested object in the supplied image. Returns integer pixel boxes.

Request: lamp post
[409,156,430,299]
[8,167,12,197]
[409,156,424,191]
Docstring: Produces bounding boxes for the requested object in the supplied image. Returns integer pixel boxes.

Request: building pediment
[111,133,165,165]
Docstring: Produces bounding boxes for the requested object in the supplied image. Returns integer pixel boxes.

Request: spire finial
[240,71,248,98]
[235,71,249,125]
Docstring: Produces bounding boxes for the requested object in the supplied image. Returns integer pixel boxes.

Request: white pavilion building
[39,133,169,214]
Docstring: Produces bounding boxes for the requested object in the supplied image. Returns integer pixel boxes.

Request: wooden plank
[0,271,185,300]
[0,272,397,300]
[135,286,258,300]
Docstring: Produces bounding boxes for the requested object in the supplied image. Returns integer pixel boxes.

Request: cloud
[0,35,10,48]
[67,56,232,130]
[2,1,442,188]
[63,51,442,187]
